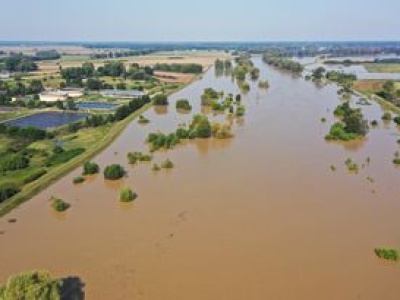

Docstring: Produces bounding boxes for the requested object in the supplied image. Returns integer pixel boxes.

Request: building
[39,88,84,102]
[61,88,84,98]
[100,89,145,99]
[39,90,69,102]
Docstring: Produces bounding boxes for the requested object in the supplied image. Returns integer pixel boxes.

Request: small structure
[61,88,84,98]
[39,90,69,102]
[39,88,84,102]
[100,89,145,99]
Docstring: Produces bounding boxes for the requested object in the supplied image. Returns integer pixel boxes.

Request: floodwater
[1,56,400,299]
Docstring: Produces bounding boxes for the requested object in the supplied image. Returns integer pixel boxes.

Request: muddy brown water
[1,57,400,299]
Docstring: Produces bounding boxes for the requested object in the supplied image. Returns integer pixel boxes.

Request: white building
[39,88,84,102]
[39,90,68,102]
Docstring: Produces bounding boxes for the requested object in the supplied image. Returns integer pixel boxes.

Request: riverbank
[0,72,203,217]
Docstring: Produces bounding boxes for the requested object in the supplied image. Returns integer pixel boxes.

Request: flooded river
[1,56,400,299]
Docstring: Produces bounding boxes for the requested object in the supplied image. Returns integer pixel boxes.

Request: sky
[1,0,400,42]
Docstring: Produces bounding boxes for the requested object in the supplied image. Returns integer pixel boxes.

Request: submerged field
[1,57,400,299]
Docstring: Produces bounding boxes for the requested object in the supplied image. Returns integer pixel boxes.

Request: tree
[103,164,125,180]
[83,161,99,175]
[153,94,168,105]
[0,271,62,300]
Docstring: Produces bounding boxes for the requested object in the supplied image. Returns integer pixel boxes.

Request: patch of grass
[364,63,400,73]
[374,247,399,261]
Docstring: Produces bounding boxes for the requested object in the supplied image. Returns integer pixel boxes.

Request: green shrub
[52,198,70,212]
[82,161,99,175]
[152,164,161,171]
[153,93,169,105]
[345,158,359,172]
[22,168,47,184]
[127,152,152,164]
[190,114,212,138]
[382,112,392,121]
[138,115,150,124]
[394,115,400,125]
[103,164,125,180]
[176,99,192,111]
[120,187,137,202]
[0,271,62,300]
[0,183,20,203]
[325,123,357,141]
[258,80,270,89]
[370,120,378,126]
[161,159,174,169]
[374,248,399,261]
[73,176,85,184]
[321,117,326,123]
[46,148,85,167]
[236,105,245,117]
[393,158,400,165]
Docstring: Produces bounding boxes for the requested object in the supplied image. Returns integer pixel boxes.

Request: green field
[363,63,400,73]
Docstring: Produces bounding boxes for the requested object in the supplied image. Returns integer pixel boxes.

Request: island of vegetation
[325,102,368,141]
[120,187,137,202]
[146,114,233,151]
[103,164,126,180]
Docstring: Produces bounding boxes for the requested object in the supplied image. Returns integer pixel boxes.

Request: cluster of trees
[376,80,400,103]
[146,114,233,151]
[325,70,357,86]
[0,54,38,72]
[153,63,203,74]
[90,49,155,60]
[0,79,44,104]
[201,88,223,106]
[103,164,125,180]
[262,54,304,73]
[0,153,30,172]
[34,50,61,61]
[153,93,168,105]
[61,61,154,88]
[326,102,369,141]
[0,124,47,141]
[215,59,232,71]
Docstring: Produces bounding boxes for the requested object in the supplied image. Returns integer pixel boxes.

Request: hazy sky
[2,0,400,41]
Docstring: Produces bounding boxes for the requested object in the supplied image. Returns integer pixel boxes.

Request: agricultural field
[363,63,400,73]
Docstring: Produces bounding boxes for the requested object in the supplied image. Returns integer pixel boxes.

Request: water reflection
[154,105,168,115]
